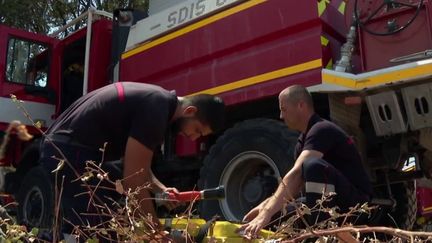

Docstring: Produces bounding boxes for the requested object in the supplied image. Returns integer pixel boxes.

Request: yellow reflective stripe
[325,59,333,69]
[423,206,432,213]
[338,1,346,15]
[403,166,415,172]
[322,72,354,88]
[322,62,432,89]
[318,0,330,16]
[186,59,322,96]
[321,36,329,46]
[122,0,267,60]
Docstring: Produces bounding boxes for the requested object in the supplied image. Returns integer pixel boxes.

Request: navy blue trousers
[301,158,370,222]
[39,136,123,235]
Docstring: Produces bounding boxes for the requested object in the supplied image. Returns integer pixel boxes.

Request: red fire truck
[0,0,431,230]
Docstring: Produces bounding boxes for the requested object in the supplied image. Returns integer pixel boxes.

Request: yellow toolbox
[160,218,277,242]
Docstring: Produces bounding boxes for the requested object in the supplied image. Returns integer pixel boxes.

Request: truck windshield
[5,38,49,88]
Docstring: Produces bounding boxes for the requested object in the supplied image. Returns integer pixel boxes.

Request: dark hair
[183,94,225,133]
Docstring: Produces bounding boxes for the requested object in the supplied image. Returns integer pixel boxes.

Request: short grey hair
[279,85,314,108]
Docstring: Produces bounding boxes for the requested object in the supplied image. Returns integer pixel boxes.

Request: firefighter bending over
[40,82,225,233]
[240,85,372,235]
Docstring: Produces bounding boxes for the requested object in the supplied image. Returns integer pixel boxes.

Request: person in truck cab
[240,85,372,236]
[40,82,225,233]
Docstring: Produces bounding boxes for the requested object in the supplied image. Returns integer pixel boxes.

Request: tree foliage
[0,0,149,34]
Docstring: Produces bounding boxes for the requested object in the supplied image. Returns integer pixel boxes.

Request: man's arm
[149,169,167,194]
[123,137,158,224]
[240,150,323,236]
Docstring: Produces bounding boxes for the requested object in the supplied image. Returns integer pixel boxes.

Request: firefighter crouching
[240,85,373,236]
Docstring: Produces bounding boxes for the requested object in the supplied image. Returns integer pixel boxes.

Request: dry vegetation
[4,95,432,242]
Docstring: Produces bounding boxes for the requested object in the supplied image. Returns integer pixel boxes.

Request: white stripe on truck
[0,97,55,127]
[126,0,244,50]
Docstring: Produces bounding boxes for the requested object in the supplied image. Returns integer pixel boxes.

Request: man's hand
[238,211,271,238]
[162,187,181,211]
[243,206,260,223]
[150,170,182,211]
[239,150,323,237]
[243,198,268,222]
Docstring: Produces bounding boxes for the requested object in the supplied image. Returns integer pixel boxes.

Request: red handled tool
[157,186,225,202]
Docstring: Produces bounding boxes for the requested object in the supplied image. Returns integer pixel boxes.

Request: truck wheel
[16,166,55,229]
[388,182,417,229]
[198,119,298,221]
[372,182,417,230]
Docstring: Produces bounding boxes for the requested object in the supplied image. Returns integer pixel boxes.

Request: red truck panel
[88,20,113,91]
[355,0,432,72]
[120,0,345,105]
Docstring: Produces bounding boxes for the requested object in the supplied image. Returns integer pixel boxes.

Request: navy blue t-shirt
[48,82,178,161]
[294,114,373,196]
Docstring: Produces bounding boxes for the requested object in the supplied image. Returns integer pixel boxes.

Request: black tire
[371,182,417,230]
[16,166,55,229]
[198,119,298,221]
[6,139,41,194]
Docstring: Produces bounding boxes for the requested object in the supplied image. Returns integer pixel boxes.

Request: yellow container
[160,218,275,242]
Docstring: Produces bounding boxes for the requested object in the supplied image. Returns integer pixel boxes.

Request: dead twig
[285,226,432,242]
